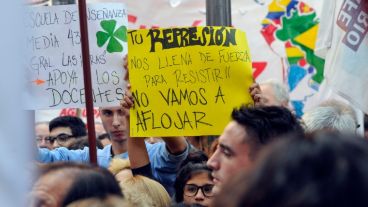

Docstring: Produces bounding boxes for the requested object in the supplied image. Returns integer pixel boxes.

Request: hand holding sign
[121,84,134,110]
[249,82,263,106]
[128,26,254,137]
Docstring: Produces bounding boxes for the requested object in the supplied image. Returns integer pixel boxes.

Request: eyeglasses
[184,184,214,197]
[47,134,74,144]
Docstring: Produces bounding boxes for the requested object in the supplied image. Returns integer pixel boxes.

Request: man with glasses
[48,116,87,149]
[38,106,189,196]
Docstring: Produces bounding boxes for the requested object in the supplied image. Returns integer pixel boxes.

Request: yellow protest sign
[128,26,253,137]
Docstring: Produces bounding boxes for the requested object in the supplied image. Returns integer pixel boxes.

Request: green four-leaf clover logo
[96,20,127,53]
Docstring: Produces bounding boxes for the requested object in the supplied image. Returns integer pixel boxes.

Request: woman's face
[183,172,214,207]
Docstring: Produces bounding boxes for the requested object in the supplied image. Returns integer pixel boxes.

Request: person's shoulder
[97,144,111,157]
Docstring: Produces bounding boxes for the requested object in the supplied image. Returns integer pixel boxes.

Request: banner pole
[206,0,232,26]
[77,0,97,165]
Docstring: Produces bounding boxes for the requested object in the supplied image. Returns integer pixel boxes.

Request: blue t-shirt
[38,142,189,195]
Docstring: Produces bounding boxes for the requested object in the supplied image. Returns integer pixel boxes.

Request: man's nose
[112,113,121,128]
[207,150,219,170]
[40,139,47,145]
[38,140,47,148]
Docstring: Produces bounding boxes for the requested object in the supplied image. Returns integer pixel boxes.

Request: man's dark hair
[49,116,87,137]
[215,132,368,207]
[231,106,304,158]
[364,114,368,130]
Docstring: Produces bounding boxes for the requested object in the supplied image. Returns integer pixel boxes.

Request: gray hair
[260,79,290,104]
[302,100,357,133]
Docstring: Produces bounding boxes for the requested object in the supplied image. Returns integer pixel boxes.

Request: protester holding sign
[122,92,214,207]
[27,3,188,196]
[38,105,189,196]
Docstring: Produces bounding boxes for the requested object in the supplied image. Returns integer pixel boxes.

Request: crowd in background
[31,79,368,207]
[18,0,368,206]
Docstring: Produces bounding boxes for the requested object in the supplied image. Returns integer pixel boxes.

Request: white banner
[315,0,368,114]
[25,3,128,109]
[36,0,326,121]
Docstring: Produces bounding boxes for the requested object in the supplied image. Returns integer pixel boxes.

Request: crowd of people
[30,77,368,207]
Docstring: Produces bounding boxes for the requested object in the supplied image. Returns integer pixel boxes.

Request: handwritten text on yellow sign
[128,26,253,137]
